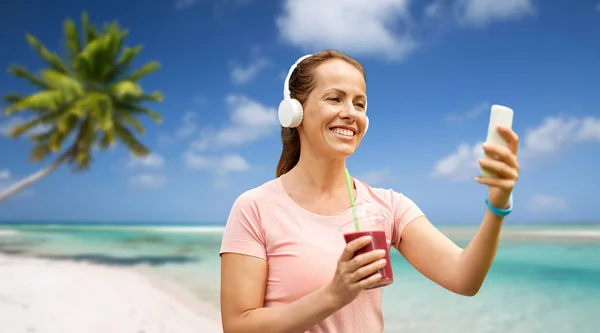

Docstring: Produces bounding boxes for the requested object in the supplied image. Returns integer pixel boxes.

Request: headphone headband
[283,54,313,100]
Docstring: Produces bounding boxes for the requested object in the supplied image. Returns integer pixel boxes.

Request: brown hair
[275,50,366,177]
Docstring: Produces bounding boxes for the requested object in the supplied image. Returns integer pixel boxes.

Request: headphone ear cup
[363,115,369,137]
[278,98,304,128]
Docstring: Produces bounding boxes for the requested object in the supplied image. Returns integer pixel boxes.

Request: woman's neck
[286,149,350,196]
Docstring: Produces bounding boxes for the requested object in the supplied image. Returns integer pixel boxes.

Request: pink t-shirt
[219,177,425,333]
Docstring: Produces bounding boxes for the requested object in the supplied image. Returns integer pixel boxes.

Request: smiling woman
[218,49,521,333]
[275,51,368,177]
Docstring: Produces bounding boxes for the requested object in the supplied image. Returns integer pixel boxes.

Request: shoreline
[437,228,600,240]
[0,253,223,333]
[4,225,600,239]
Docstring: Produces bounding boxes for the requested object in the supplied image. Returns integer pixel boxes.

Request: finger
[351,258,387,282]
[497,126,519,155]
[339,236,372,262]
[478,158,519,179]
[482,143,519,170]
[475,176,516,191]
[348,249,386,272]
[356,273,382,290]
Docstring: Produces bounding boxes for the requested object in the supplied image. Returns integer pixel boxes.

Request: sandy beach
[0,253,223,333]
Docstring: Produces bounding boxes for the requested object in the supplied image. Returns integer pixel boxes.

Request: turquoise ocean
[1,222,599,333]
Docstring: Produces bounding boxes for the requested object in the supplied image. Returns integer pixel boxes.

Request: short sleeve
[219,192,267,260]
[391,192,425,249]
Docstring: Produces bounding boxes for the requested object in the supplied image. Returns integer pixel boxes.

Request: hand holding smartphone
[481,105,514,178]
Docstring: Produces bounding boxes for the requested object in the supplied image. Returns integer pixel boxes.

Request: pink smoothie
[343,230,393,289]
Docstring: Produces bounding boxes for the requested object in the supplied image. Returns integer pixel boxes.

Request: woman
[219,50,520,333]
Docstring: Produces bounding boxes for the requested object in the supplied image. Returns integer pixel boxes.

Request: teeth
[331,128,354,137]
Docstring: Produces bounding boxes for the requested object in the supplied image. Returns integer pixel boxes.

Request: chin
[322,129,360,158]
[326,143,358,158]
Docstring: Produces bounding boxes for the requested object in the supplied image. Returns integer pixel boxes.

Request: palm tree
[0,12,164,203]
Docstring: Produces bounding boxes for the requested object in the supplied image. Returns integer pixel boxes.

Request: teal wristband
[485,193,513,217]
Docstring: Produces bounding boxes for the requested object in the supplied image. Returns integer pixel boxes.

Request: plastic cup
[338,203,393,289]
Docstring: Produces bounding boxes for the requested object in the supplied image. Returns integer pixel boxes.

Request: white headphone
[277,54,369,136]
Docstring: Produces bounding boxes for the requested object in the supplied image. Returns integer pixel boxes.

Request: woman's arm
[398,125,520,296]
[220,253,340,333]
[220,236,388,333]
[398,211,504,296]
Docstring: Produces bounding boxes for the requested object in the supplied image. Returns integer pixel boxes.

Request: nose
[338,100,360,120]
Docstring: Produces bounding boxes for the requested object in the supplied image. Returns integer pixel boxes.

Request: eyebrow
[325,88,366,100]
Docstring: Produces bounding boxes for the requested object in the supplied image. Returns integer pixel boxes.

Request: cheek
[305,103,334,127]
[360,114,368,129]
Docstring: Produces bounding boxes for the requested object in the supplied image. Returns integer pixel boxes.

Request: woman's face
[299,59,368,159]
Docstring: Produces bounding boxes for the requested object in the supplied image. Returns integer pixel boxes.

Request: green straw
[344,168,360,232]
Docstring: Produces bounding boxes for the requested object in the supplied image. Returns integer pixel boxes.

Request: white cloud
[444,102,490,123]
[528,194,567,213]
[183,152,251,189]
[454,0,535,27]
[183,151,251,174]
[275,0,418,61]
[521,116,600,158]
[231,58,269,84]
[158,111,199,147]
[0,169,10,180]
[0,116,52,138]
[355,168,397,186]
[191,94,278,151]
[129,174,166,190]
[575,117,600,143]
[425,1,443,18]
[127,153,165,169]
[175,111,198,139]
[432,115,600,181]
[431,141,485,181]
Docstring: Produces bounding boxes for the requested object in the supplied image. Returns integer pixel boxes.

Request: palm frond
[4,90,68,116]
[30,143,53,162]
[57,113,80,134]
[111,80,142,100]
[99,130,115,150]
[28,127,55,144]
[72,34,108,82]
[72,116,96,171]
[105,45,142,83]
[137,91,164,103]
[49,129,70,152]
[113,122,149,157]
[105,22,127,62]
[95,94,114,131]
[115,102,163,124]
[3,93,23,104]
[8,65,49,90]
[7,109,65,137]
[40,69,84,98]
[116,111,145,134]
[126,61,160,82]
[81,12,99,45]
[25,34,68,74]
[64,18,82,62]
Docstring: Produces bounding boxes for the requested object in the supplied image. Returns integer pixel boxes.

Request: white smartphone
[481,104,514,178]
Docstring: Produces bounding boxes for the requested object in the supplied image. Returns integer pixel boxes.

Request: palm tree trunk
[0,147,75,204]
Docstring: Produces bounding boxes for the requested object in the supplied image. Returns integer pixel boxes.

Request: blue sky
[1,0,599,224]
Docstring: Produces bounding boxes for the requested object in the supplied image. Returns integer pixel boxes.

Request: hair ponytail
[276,127,300,177]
